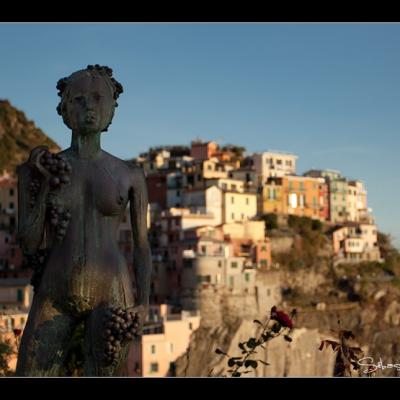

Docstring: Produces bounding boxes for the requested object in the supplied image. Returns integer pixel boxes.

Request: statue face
[63,73,115,134]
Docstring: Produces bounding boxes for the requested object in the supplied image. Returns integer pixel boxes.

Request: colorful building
[128,304,200,377]
[0,172,18,231]
[259,175,327,221]
[190,140,219,161]
[331,223,382,264]
[252,151,298,183]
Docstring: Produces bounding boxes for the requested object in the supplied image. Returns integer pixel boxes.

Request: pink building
[127,304,200,376]
[0,231,24,277]
[0,172,18,231]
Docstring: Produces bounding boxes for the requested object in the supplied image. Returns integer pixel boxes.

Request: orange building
[260,176,327,221]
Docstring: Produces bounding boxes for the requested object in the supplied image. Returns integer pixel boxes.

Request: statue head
[56,65,123,134]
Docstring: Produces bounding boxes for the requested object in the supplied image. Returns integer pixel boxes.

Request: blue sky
[0,23,399,247]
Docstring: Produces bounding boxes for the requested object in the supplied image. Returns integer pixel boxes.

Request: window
[21,317,25,326]
[17,289,24,302]
[218,261,222,268]
[150,362,159,372]
[169,343,174,353]
[231,262,238,269]
[197,275,211,283]
[176,190,180,197]
[9,202,14,209]
[260,260,268,267]
[231,184,237,191]
[241,213,244,220]
[261,246,267,252]
[189,322,193,330]
[246,197,249,205]
[267,288,271,296]
[277,159,282,165]
[150,345,156,354]
[231,196,234,204]
[231,213,235,220]
[9,189,14,196]
[245,273,250,282]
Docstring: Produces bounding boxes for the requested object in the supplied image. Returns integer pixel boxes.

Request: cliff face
[176,319,337,377]
[0,100,60,175]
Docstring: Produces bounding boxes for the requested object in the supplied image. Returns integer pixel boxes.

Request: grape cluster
[47,205,71,242]
[103,307,141,365]
[39,150,71,190]
[29,177,41,209]
[27,248,49,292]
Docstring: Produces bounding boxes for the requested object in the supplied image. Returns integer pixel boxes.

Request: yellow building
[222,190,257,224]
[183,185,257,225]
[205,177,245,192]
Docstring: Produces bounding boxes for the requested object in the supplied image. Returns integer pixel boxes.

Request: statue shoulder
[125,162,146,188]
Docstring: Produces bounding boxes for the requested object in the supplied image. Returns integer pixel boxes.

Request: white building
[252,151,298,183]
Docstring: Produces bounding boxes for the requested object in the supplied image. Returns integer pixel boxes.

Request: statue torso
[39,149,136,314]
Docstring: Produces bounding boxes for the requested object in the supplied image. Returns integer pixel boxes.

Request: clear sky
[0,23,399,247]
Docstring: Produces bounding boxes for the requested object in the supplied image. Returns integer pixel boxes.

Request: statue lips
[85,113,97,125]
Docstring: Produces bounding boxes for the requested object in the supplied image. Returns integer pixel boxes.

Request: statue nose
[86,100,95,110]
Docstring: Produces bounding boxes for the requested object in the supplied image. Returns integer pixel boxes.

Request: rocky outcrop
[175,319,336,377]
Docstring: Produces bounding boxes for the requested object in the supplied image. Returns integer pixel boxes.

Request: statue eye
[74,95,85,103]
[94,94,104,102]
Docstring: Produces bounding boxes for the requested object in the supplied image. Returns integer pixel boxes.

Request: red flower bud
[271,308,293,329]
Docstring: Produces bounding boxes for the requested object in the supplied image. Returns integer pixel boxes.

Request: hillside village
[1,102,399,376]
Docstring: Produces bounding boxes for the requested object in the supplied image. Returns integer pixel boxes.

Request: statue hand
[28,146,52,182]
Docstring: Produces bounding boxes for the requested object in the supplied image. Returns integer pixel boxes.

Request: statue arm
[17,162,49,255]
[129,167,152,313]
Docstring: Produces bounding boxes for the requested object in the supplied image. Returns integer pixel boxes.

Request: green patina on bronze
[15,65,152,376]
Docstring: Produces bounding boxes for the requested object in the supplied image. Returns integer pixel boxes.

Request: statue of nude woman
[15,65,152,376]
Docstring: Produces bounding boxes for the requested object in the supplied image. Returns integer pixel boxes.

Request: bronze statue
[15,65,152,376]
